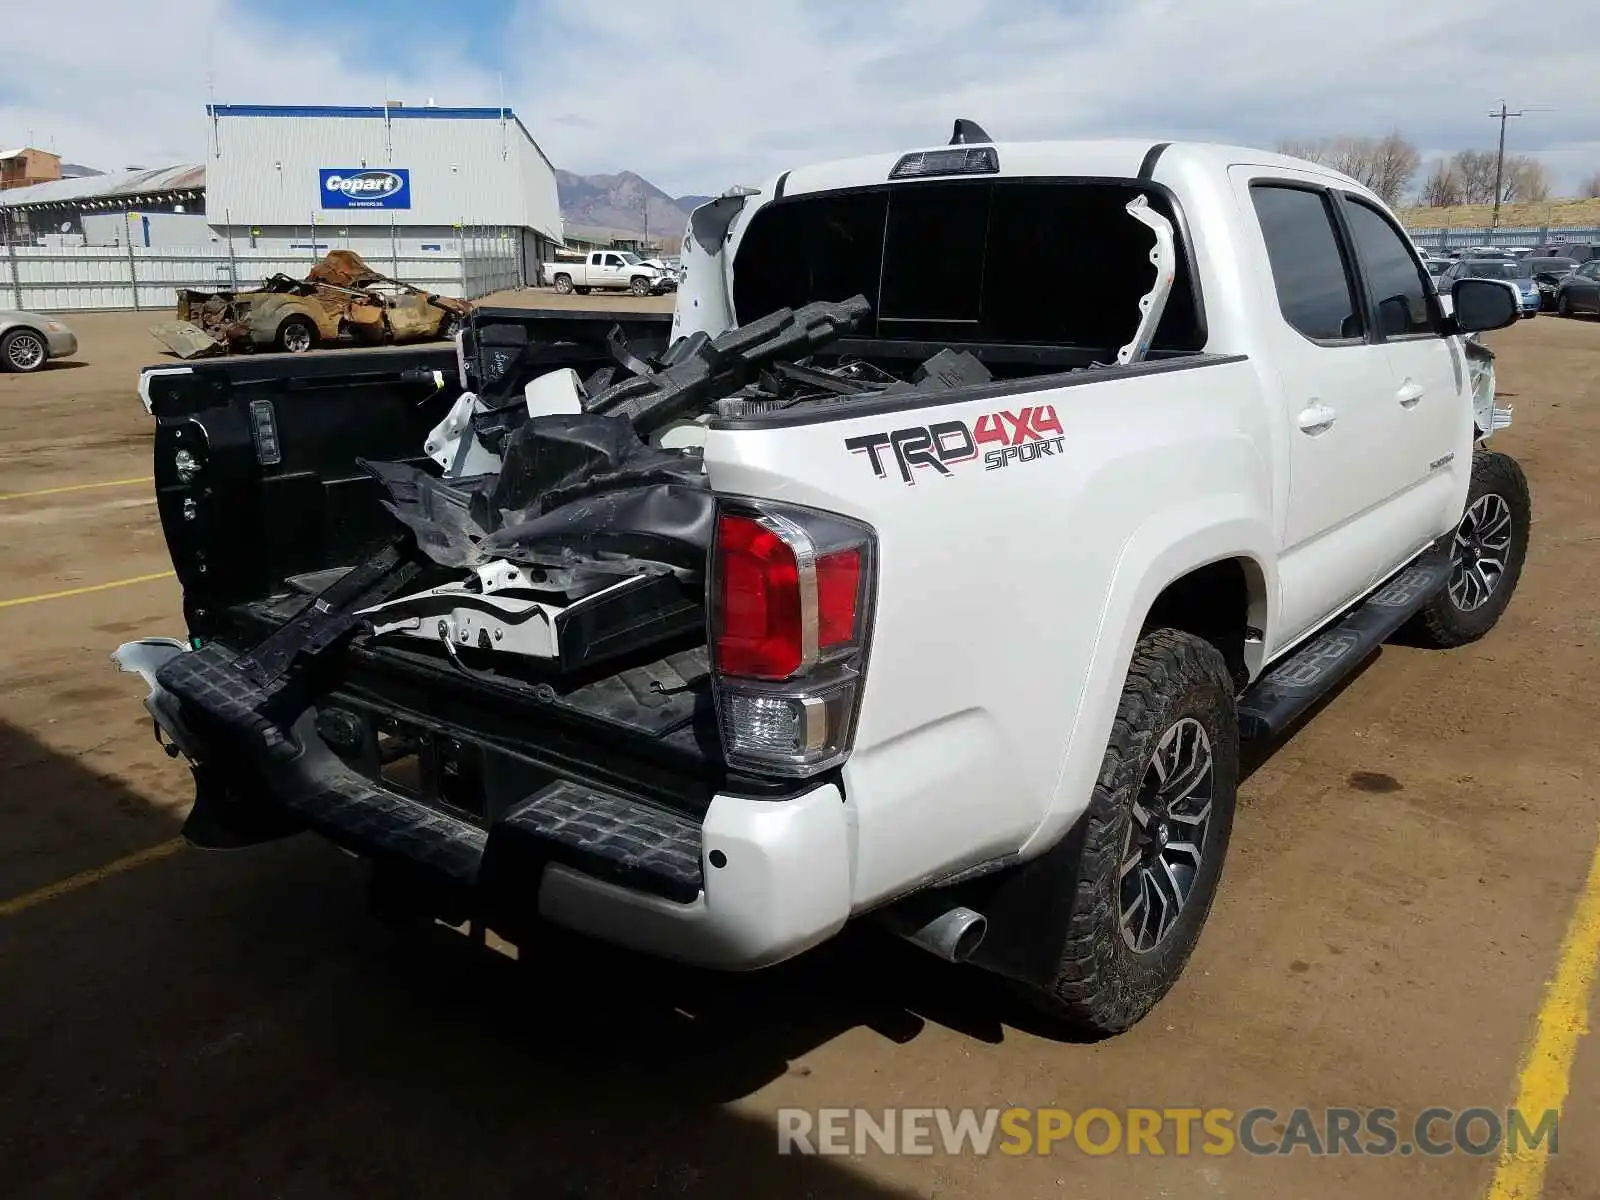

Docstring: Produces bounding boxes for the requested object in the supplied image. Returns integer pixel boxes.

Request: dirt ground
[1,297,1598,1199]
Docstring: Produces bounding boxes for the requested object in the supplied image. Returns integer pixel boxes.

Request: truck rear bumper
[119,638,854,971]
[537,783,852,969]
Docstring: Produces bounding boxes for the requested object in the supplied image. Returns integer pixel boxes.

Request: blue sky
[5,0,1599,197]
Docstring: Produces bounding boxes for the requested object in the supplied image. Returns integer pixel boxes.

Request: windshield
[1464,262,1518,281]
[619,252,642,265]
[1525,258,1577,277]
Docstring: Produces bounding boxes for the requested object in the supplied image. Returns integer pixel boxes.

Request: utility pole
[1488,102,1523,229]
[1487,102,1553,228]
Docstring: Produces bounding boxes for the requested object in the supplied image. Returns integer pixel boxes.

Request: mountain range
[555,168,713,239]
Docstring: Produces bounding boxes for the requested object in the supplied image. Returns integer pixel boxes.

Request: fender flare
[948,498,1275,988]
[1024,493,1276,861]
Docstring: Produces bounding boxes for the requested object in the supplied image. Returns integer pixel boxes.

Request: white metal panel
[208,109,558,237]
[513,126,562,242]
[81,211,218,248]
[5,242,520,311]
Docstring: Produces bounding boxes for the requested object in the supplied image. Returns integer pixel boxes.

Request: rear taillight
[711,503,875,777]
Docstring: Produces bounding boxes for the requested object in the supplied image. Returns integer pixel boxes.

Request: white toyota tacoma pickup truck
[119,126,1530,1034]
[543,250,674,296]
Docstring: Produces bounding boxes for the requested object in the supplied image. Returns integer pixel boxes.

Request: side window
[1341,198,1436,337]
[1250,184,1362,343]
[603,254,621,267]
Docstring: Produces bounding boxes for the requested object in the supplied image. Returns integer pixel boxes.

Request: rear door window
[1249,184,1362,342]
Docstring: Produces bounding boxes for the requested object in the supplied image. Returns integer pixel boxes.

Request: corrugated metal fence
[1407,225,1600,252]
[0,236,521,312]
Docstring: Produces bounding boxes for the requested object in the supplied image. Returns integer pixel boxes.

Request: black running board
[1238,547,1450,740]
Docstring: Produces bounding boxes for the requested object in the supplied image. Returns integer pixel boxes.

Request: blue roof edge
[209,104,514,120]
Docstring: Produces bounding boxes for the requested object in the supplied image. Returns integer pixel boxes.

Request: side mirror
[1450,277,1520,334]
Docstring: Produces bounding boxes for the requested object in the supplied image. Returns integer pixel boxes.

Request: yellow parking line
[0,570,175,610]
[1487,832,1600,1200]
[0,475,153,502]
[0,838,185,918]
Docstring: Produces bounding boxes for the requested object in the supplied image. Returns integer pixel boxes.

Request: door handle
[1397,380,1425,407]
[1296,403,1337,434]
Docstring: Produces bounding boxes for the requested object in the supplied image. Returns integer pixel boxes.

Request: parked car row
[1420,249,1600,318]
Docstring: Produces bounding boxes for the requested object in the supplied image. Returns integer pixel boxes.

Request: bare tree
[1501,155,1551,203]
[1583,171,1600,200]
[1275,133,1420,206]
[1274,138,1324,164]
[1419,158,1463,207]
[1450,150,1500,204]
[1367,133,1421,207]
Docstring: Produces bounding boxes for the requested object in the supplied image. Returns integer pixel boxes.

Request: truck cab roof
[769,139,1369,199]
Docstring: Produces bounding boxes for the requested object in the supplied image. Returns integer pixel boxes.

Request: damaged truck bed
[121,155,1214,993]
[124,289,1056,926]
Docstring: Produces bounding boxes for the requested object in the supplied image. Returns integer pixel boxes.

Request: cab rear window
[731,179,1204,355]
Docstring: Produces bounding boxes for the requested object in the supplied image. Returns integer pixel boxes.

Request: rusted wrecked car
[151,251,472,358]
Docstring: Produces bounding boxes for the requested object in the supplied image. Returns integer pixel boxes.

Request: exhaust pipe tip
[888,904,988,964]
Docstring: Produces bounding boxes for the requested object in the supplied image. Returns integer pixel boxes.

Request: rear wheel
[2,328,48,373]
[1021,628,1239,1035]
[275,316,316,354]
[1407,451,1531,648]
[553,273,574,294]
[630,275,651,297]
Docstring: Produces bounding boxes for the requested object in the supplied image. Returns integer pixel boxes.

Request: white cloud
[0,0,497,168]
[4,0,1598,197]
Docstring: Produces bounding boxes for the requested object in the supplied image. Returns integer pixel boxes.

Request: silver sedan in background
[1,311,79,373]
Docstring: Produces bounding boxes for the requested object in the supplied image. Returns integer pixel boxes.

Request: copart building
[205,103,562,283]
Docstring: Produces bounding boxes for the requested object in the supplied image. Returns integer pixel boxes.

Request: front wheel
[1407,451,1531,648]
[1,327,48,373]
[629,275,652,297]
[1020,628,1239,1035]
[275,317,316,354]
[1557,292,1572,317]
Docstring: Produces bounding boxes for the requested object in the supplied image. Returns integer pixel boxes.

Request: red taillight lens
[816,548,861,648]
[711,501,876,777]
[714,512,803,679]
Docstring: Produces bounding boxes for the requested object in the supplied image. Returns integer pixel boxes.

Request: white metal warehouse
[205,103,562,285]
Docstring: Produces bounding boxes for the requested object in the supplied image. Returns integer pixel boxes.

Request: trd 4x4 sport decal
[845,405,1065,484]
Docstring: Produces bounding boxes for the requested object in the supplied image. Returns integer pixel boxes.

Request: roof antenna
[950,119,993,145]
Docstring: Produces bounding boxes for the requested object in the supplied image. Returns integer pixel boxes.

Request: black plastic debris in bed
[364,295,877,579]
[361,415,711,578]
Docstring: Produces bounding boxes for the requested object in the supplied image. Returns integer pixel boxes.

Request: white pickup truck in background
[122,125,1531,1037]
[543,250,674,296]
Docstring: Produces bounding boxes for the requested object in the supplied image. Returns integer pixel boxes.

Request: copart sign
[319,168,411,210]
